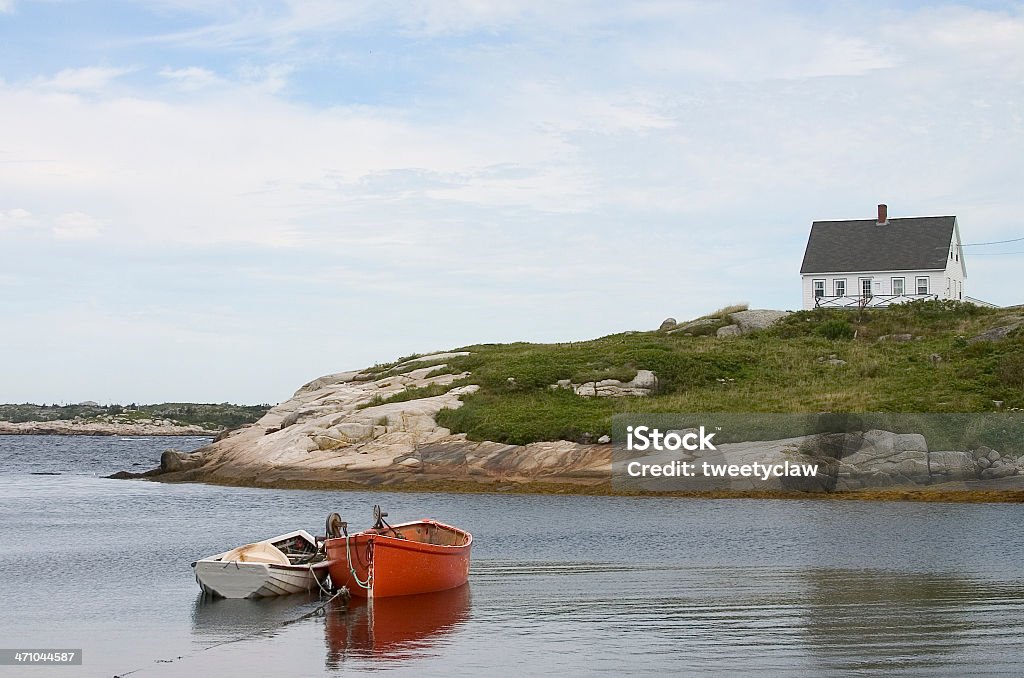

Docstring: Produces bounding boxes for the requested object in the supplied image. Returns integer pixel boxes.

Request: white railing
[814,294,938,309]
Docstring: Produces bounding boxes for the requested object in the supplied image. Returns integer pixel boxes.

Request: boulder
[972,446,996,461]
[160,449,202,473]
[981,465,1018,480]
[729,309,790,333]
[629,370,658,390]
[928,450,975,481]
[833,430,931,482]
[659,317,677,331]
[717,324,742,338]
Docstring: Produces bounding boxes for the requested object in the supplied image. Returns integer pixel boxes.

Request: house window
[891,277,905,296]
[813,280,825,298]
[834,279,846,297]
[860,278,873,298]
[916,277,930,295]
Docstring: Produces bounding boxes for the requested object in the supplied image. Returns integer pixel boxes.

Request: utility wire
[959,236,1024,247]
[965,250,1024,256]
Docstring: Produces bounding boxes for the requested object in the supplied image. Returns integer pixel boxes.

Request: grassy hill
[362,301,1024,446]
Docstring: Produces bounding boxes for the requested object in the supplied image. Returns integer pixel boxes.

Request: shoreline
[0,421,218,437]
[146,474,1024,504]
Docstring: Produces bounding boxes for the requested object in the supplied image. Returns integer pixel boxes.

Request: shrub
[817,319,855,341]
[997,353,1024,391]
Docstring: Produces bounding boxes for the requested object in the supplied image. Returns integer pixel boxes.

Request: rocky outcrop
[730,309,791,333]
[0,420,218,436]
[126,354,609,489]
[659,317,677,331]
[715,309,790,338]
[562,370,658,397]
[969,316,1024,343]
[618,429,1024,493]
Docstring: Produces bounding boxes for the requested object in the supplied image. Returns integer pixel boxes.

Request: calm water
[1,435,1023,677]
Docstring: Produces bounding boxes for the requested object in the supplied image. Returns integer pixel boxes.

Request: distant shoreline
[148,474,1024,504]
[0,421,218,437]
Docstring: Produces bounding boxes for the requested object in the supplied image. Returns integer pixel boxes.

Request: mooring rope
[343,527,372,590]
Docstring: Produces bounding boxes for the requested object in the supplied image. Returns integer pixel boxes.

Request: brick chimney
[876,203,888,225]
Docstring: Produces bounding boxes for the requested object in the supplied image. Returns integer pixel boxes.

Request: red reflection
[325,584,471,665]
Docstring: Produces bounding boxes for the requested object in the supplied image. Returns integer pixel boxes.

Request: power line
[966,250,1024,256]
[960,236,1024,247]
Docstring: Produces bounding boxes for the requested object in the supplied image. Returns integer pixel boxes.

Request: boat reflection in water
[191,590,323,645]
[325,584,471,666]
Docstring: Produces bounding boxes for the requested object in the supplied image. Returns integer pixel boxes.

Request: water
[1,435,1023,676]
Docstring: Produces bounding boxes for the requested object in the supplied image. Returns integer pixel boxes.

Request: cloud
[159,66,224,90]
[52,212,103,239]
[0,208,34,231]
[35,67,134,92]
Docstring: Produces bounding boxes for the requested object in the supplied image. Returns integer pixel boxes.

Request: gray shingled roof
[800,216,956,274]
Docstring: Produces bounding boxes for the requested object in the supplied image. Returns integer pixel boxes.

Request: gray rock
[981,465,1018,480]
[659,317,678,331]
[988,449,1001,462]
[968,318,1024,343]
[629,369,658,390]
[826,358,847,366]
[928,450,975,480]
[971,446,995,461]
[160,449,202,473]
[831,430,931,482]
[729,309,790,333]
[717,324,742,338]
[978,456,992,469]
[597,435,611,444]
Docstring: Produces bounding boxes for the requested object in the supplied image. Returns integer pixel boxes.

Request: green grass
[430,301,1024,444]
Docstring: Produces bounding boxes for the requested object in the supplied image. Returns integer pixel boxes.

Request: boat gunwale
[197,529,328,572]
[333,519,472,553]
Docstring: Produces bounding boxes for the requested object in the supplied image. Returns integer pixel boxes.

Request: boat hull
[325,520,471,598]
[195,560,330,599]
[194,529,331,599]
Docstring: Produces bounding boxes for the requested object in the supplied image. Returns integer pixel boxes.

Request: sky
[1,1,1023,405]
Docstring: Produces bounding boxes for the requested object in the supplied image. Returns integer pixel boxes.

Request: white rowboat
[194,530,331,599]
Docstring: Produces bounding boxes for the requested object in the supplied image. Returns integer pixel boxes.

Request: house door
[860,278,873,299]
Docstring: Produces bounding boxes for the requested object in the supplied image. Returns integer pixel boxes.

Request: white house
[799,204,967,310]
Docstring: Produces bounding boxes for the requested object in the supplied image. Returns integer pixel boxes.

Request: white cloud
[35,66,134,92]
[0,0,13,14]
[0,208,34,231]
[52,212,102,240]
[159,66,224,90]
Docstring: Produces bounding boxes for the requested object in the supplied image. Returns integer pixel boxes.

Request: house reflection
[325,584,471,666]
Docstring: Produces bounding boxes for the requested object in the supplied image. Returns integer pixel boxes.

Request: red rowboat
[324,507,472,598]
